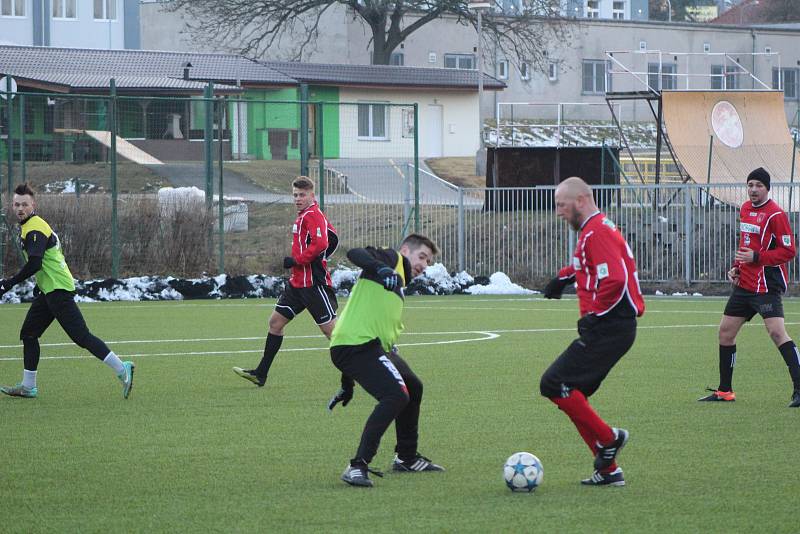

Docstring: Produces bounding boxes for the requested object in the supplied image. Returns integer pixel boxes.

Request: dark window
[773,67,798,99]
[648,63,677,91]
[582,60,608,94]
[390,52,404,66]
[444,53,475,70]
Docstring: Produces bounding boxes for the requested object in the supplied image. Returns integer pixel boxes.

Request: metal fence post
[5,79,12,195]
[18,93,24,184]
[204,83,214,209]
[110,78,119,278]
[299,84,309,177]
[217,97,225,274]
[684,185,692,286]
[789,132,797,211]
[316,102,325,209]
[413,103,420,233]
[457,187,465,272]
[706,134,713,183]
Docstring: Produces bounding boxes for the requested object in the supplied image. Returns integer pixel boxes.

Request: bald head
[555,176,599,231]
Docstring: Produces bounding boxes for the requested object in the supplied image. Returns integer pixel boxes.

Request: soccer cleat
[341,460,383,487]
[697,388,736,402]
[789,390,800,408]
[581,467,625,486]
[392,453,445,473]
[0,383,38,398]
[232,367,266,387]
[118,361,135,399]
[594,428,629,471]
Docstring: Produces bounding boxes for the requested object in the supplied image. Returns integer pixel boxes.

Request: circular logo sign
[711,100,744,148]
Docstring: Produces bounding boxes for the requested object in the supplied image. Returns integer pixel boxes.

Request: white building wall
[50,0,125,49]
[0,0,33,45]
[338,88,480,158]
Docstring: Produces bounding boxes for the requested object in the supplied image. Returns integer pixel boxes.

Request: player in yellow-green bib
[0,183,134,399]
[327,234,444,488]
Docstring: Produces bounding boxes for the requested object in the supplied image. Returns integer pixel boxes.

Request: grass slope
[0,296,797,533]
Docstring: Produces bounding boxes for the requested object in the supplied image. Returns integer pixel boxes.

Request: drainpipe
[751,29,756,89]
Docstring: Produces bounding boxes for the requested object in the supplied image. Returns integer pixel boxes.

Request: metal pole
[684,185,692,286]
[601,139,606,184]
[299,83,309,177]
[218,97,225,273]
[457,187,465,271]
[790,132,798,211]
[110,79,119,278]
[204,83,214,209]
[19,94,24,184]
[413,103,420,233]
[316,102,325,209]
[706,134,714,183]
[477,8,484,151]
[6,80,12,195]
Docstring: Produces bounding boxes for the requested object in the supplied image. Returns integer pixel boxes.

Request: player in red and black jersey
[541,177,645,487]
[233,176,338,387]
[699,168,800,408]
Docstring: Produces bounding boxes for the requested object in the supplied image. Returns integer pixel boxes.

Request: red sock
[550,390,615,449]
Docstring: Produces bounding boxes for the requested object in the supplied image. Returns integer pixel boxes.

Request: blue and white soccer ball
[503,452,543,492]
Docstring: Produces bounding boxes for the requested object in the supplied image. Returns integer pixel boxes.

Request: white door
[425,104,443,157]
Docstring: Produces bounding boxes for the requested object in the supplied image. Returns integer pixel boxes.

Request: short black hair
[14,183,36,197]
[292,176,315,191]
[401,233,438,256]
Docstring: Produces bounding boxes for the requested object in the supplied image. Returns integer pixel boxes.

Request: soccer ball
[503,452,543,492]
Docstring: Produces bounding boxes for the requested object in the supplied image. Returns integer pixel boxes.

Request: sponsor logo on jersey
[597,263,609,279]
[750,212,757,217]
[572,256,581,271]
[292,223,298,233]
[602,218,617,229]
[740,222,761,234]
[316,227,322,237]
[744,234,750,246]
[783,235,792,246]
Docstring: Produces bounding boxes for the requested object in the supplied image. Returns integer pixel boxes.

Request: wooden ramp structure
[84,130,163,165]
[662,90,799,207]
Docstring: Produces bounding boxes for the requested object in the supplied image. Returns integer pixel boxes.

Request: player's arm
[347,247,401,291]
[756,213,796,265]
[287,212,330,267]
[0,231,46,295]
[543,265,576,299]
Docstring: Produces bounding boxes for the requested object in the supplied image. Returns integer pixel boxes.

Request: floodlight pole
[469,1,490,175]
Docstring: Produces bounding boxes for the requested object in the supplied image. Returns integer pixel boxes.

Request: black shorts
[540,316,637,398]
[723,286,784,321]
[21,289,90,341]
[275,284,338,325]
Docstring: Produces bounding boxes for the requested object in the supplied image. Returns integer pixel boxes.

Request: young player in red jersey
[232,176,338,387]
[699,168,800,407]
[542,177,645,487]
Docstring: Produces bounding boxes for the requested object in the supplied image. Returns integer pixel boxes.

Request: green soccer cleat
[232,367,266,387]
[1,383,38,398]
[118,361,135,399]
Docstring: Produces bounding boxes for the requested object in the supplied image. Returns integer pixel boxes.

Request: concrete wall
[0,0,33,45]
[338,88,479,158]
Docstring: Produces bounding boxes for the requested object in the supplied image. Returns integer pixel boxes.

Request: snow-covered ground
[0,263,540,304]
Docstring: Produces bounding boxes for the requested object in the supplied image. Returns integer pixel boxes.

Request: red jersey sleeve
[557,264,576,280]
[758,212,796,266]
[585,228,628,314]
[294,210,329,265]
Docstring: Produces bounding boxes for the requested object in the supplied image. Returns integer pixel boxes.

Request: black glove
[0,279,10,298]
[376,266,400,291]
[328,375,355,411]
[283,256,296,269]
[543,277,571,299]
[577,313,600,336]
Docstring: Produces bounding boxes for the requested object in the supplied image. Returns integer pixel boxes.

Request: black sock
[778,341,800,390]
[255,333,283,378]
[719,345,736,392]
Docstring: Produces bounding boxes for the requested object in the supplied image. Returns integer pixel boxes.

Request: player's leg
[310,285,338,340]
[49,290,135,398]
[233,287,297,386]
[701,290,752,401]
[0,293,53,398]
[386,347,444,472]
[331,341,409,487]
[761,298,800,406]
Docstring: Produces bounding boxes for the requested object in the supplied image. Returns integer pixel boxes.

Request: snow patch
[464,272,535,295]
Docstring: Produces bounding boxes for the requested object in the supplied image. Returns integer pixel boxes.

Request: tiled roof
[0,45,294,92]
[265,60,505,90]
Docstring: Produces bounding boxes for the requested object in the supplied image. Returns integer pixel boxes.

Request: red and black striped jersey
[556,212,645,318]
[734,199,795,294]
[289,202,338,288]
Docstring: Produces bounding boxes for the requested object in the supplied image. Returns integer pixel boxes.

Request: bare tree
[166,0,571,71]
[762,0,800,22]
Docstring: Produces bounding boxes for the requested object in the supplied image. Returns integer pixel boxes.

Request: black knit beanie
[747,167,770,190]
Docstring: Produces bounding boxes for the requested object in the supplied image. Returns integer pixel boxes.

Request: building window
[519,62,530,81]
[703,42,711,53]
[711,65,739,90]
[548,61,558,81]
[390,52,404,66]
[358,103,388,140]
[94,0,116,20]
[773,68,798,100]
[586,0,599,18]
[582,59,608,94]
[1,0,25,17]
[497,60,508,80]
[53,0,77,19]
[648,63,677,91]
[444,53,475,70]
[612,1,625,19]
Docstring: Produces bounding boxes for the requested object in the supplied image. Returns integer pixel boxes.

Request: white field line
[0,322,795,363]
